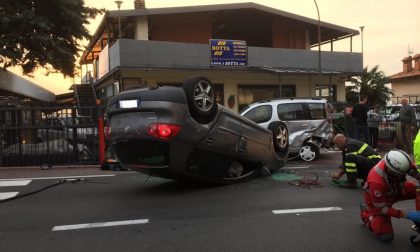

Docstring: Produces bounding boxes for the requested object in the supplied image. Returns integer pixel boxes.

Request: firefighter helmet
[384,149,411,175]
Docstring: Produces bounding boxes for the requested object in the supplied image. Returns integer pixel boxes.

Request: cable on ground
[0,178,89,204]
[287,172,323,188]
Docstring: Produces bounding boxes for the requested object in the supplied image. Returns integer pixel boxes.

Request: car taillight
[147,123,180,140]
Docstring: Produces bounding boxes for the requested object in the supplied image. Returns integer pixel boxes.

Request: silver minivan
[240,98,333,161]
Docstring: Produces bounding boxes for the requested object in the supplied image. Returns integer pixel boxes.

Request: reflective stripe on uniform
[344,163,357,173]
[357,143,368,154]
[345,162,357,173]
[368,155,381,159]
[374,166,385,177]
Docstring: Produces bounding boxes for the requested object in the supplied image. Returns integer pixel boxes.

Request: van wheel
[299,143,320,162]
[268,122,288,153]
[182,77,218,124]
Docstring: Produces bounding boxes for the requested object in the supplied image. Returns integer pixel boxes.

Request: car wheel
[268,122,289,153]
[182,76,218,124]
[299,143,320,162]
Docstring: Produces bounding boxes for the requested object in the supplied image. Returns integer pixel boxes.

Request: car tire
[268,121,289,154]
[182,76,218,124]
[299,143,320,162]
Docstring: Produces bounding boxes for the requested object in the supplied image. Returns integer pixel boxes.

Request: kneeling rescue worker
[332,134,381,188]
[361,149,420,241]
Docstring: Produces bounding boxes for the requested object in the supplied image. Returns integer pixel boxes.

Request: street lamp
[313,0,322,97]
[360,26,365,67]
[115,1,123,39]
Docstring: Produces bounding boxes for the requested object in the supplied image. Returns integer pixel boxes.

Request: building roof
[82,2,359,63]
[0,69,56,102]
[389,70,420,81]
[389,54,420,81]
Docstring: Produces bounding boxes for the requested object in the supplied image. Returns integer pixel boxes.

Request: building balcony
[102,39,362,79]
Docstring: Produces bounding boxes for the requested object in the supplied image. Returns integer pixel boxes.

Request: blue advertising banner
[210,39,247,67]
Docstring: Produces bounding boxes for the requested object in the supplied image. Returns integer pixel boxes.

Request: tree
[346,65,393,106]
[0,0,102,78]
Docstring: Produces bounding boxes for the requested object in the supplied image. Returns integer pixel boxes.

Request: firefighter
[331,134,381,188]
[414,129,420,168]
[360,149,420,242]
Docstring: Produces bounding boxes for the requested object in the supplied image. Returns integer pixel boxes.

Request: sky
[9,0,420,94]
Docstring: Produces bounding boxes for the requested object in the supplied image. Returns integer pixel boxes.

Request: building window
[315,85,337,101]
[238,85,295,111]
[281,85,296,97]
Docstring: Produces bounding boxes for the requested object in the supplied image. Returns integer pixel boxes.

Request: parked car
[2,139,91,159]
[37,115,97,143]
[240,98,333,161]
[106,77,289,183]
[375,105,420,148]
[380,104,420,122]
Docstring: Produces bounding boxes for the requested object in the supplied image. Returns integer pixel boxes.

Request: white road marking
[272,207,343,214]
[52,219,150,231]
[0,192,19,200]
[0,180,31,187]
[0,174,115,182]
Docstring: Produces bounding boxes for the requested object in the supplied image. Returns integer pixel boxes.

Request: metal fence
[0,103,99,167]
[333,115,419,151]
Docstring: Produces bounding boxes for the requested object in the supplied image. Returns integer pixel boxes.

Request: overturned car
[106,77,289,183]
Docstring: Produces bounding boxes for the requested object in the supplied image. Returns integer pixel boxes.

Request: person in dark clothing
[351,94,370,145]
[399,97,418,154]
[367,107,383,149]
[331,134,381,188]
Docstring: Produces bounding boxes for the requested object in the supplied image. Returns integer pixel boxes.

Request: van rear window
[308,103,326,119]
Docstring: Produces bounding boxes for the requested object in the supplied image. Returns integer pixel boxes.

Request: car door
[304,102,333,141]
[276,102,308,152]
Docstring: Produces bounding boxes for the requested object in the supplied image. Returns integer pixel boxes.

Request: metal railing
[0,103,99,167]
[332,115,419,151]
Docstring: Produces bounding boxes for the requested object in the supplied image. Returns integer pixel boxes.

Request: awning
[257,66,346,75]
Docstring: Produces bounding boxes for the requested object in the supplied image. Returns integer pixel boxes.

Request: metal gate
[0,103,99,167]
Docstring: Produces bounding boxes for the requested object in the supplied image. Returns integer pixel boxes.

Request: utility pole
[360,26,365,67]
[314,0,322,98]
[115,1,123,39]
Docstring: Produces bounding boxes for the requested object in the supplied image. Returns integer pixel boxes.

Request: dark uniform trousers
[344,139,381,184]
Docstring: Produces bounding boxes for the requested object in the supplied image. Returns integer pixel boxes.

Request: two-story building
[80,1,362,112]
[389,54,420,103]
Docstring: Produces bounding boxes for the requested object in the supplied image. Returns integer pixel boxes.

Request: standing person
[399,97,417,153]
[367,107,383,149]
[352,94,370,145]
[360,149,420,242]
[331,134,381,188]
[344,105,354,138]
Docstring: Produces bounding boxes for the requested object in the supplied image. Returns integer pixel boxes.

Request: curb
[0,164,101,171]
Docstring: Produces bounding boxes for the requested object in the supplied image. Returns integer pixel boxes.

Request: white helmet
[384,150,411,175]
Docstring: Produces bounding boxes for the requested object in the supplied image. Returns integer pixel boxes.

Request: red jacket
[363,159,414,218]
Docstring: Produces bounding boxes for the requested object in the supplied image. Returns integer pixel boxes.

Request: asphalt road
[1,150,419,252]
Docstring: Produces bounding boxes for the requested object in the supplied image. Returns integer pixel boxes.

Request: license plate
[119,99,139,108]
